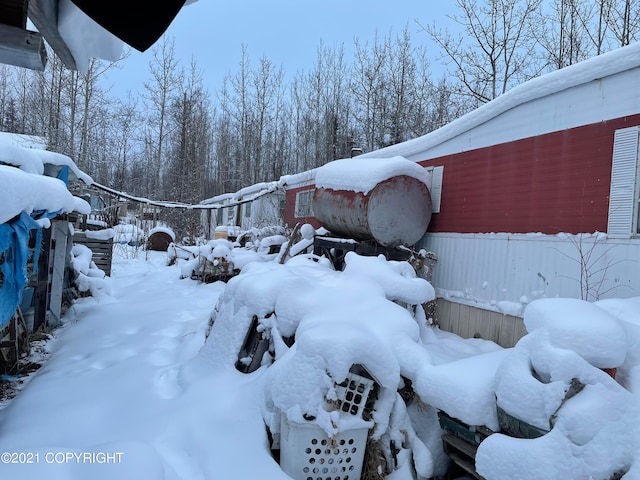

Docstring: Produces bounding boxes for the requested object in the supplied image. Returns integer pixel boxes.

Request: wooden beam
[27,0,77,70]
[0,23,46,70]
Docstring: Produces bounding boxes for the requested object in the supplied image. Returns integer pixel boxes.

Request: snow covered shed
[280,42,640,347]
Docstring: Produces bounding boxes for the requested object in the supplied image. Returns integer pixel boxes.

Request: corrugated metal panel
[421,233,640,310]
[607,126,639,238]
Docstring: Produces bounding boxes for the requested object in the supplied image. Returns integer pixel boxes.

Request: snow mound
[0,166,90,224]
[416,349,511,430]
[477,298,640,480]
[314,156,431,194]
[524,298,627,368]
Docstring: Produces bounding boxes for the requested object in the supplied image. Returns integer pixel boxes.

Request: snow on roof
[55,1,202,73]
[362,42,640,162]
[0,141,92,184]
[315,156,431,194]
[278,168,318,189]
[200,182,280,207]
[0,132,47,150]
[234,181,280,199]
[0,132,93,223]
[0,165,90,224]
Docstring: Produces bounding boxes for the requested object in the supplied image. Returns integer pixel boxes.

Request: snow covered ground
[0,248,293,480]
[0,245,488,479]
[0,244,638,480]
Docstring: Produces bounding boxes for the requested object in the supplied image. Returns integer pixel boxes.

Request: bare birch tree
[143,36,183,197]
[421,0,542,104]
[606,0,640,46]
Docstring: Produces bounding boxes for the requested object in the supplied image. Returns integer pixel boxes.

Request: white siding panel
[421,233,640,315]
[608,126,640,238]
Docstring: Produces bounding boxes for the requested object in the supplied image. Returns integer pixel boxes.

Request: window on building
[295,189,314,218]
[244,202,252,218]
[607,126,640,238]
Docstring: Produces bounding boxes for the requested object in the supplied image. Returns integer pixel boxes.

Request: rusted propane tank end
[313,174,432,247]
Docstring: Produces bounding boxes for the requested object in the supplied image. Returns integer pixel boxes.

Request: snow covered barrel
[312,156,432,247]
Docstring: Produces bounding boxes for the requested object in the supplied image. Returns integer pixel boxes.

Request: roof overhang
[0,0,186,71]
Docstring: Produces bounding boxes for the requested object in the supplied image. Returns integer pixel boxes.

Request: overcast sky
[104,1,455,99]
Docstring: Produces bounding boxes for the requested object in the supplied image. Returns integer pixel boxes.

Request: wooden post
[33,226,52,331]
[48,220,69,326]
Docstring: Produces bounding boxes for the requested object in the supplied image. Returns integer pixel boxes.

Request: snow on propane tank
[313,156,432,247]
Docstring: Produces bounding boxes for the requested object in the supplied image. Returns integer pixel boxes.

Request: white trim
[607,126,640,238]
[429,166,444,214]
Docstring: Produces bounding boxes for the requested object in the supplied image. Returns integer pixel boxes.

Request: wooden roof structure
[0,0,185,71]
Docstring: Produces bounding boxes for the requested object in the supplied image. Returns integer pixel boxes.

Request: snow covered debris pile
[69,244,110,299]
[203,251,452,477]
[525,298,627,368]
[175,237,277,282]
[415,349,510,430]
[596,297,640,394]
[112,223,145,246]
[476,298,640,480]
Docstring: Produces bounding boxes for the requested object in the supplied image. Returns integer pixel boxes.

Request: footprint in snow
[154,366,183,399]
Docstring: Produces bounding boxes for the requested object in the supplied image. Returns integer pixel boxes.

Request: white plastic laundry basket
[280,417,369,480]
[334,372,374,419]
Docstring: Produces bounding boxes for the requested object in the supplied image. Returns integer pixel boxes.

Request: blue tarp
[0,212,42,330]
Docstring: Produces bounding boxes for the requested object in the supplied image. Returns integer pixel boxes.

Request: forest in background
[0,0,638,208]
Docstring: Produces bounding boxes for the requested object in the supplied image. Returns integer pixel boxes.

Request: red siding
[420,115,640,234]
[283,185,321,229]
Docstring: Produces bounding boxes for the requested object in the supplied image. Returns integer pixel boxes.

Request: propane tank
[312,157,432,247]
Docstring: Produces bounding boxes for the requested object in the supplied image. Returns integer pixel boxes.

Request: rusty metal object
[312,175,432,247]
